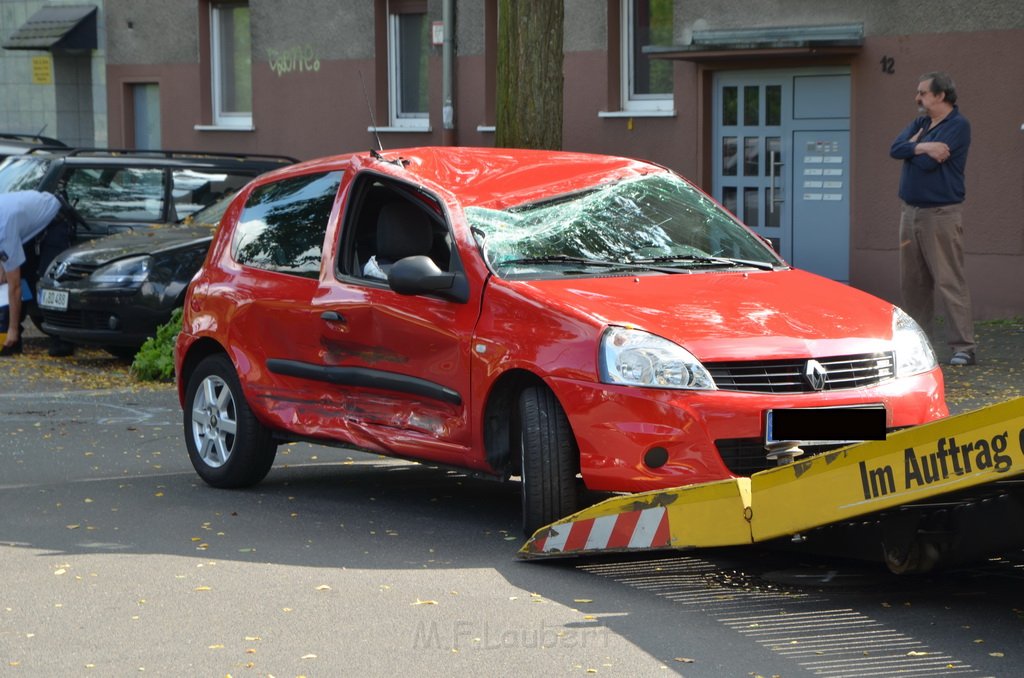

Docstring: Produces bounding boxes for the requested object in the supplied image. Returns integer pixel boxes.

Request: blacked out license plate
[766,405,887,445]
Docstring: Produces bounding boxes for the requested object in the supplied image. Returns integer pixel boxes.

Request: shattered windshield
[466,173,783,279]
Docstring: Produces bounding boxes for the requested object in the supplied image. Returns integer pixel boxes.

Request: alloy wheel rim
[191,374,237,468]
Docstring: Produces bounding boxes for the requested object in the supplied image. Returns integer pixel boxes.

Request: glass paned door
[713,77,789,258]
[712,69,851,281]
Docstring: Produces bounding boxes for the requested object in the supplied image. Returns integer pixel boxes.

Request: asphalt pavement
[2,320,1023,676]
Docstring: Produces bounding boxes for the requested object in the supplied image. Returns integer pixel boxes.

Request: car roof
[273,146,664,210]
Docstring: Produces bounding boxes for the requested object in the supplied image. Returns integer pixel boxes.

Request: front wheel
[184,353,277,488]
[518,386,579,535]
[104,345,140,361]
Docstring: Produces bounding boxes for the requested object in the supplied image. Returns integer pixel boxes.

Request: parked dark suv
[0,148,297,241]
[0,147,296,354]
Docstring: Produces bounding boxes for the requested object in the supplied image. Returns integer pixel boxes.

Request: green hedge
[131,307,183,382]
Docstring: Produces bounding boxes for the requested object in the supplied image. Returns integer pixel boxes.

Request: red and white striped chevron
[526,506,670,555]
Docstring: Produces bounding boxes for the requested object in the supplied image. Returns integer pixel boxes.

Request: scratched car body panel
[175,147,947,532]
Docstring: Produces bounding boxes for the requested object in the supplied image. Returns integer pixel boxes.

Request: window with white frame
[211,2,253,128]
[622,0,673,113]
[388,3,429,130]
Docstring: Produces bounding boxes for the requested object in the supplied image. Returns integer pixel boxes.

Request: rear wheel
[518,386,579,535]
[184,354,277,488]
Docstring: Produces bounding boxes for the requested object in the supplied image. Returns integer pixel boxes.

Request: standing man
[0,190,75,357]
[890,71,975,366]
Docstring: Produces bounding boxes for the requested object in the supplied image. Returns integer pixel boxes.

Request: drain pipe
[442,0,456,146]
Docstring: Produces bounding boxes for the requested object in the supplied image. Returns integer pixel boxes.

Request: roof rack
[64,148,298,163]
[0,132,68,146]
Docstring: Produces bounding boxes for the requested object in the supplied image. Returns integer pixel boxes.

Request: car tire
[518,385,579,535]
[104,346,139,361]
[184,353,277,488]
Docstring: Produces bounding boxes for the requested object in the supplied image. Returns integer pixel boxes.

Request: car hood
[519,269,898,362]
[62,225,214,265]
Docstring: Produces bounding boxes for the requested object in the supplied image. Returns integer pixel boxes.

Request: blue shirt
[889,106,970,207]
[0,190,61,272]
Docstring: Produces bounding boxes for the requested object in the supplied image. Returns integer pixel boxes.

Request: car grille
[52,261,100,282]
[716,429,905,477]
[706,352,896,393]
[40,308,113,331]
[716,438,841,476]
[716,438,870,476]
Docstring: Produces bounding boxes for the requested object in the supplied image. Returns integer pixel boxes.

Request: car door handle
[320,311,346,323]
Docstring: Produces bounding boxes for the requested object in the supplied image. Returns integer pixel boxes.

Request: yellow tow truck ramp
[520,397,1024,571]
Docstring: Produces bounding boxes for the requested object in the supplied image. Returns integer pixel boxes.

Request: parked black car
[0,147,296,241]
[35,192,237,357]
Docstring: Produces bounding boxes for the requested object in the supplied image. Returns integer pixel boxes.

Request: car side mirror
[388,255,468,303]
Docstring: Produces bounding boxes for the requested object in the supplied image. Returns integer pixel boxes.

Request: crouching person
[0,190,76,357]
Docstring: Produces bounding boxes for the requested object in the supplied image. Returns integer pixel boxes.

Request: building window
[388,2,429,129]
[211,2,252,128]
[621,0,673,113]
[130,83,161,149]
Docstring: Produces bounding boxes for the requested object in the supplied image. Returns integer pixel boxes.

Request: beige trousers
[899,202,975,354]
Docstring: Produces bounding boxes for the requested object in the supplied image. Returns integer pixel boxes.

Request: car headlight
[892,307,937,377]
[600,327,716,390]
[90,255,152,286]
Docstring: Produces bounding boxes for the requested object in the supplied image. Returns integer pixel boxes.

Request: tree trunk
[495,0,564,150]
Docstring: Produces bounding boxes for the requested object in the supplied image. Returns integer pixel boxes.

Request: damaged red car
[175,147,947,533]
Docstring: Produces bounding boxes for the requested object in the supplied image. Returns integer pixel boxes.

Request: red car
[175,147,946,533]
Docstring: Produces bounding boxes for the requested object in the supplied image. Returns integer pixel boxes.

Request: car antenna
[359,70,385,159]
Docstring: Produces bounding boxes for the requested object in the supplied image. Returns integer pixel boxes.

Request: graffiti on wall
[268,45,321,77]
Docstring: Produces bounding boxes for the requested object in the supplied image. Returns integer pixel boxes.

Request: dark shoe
[0,340,23,356]
[47,339,75,357]
[949,351,976,366]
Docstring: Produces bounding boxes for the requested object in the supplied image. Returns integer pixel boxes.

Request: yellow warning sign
[32,56,53,85]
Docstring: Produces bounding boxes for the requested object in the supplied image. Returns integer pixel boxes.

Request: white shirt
[0,190,61,272]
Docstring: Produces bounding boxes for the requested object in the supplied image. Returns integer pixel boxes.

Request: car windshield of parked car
[0,156,50,193]
[465,173,783,279]
[180,190,235,229]
[172,169,258,221]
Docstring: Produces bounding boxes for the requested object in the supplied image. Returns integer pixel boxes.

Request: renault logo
[804,359,828,391]
[54,260,69,280]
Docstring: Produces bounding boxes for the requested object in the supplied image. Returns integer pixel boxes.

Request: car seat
[372,201,434,276]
